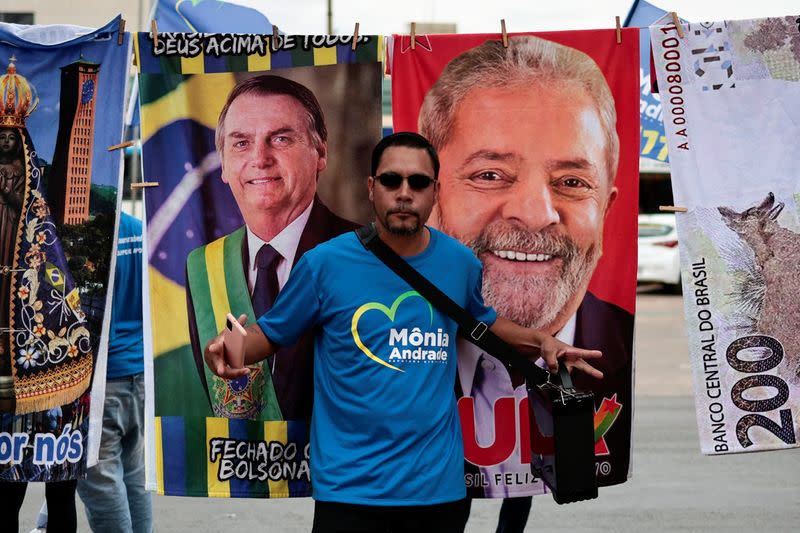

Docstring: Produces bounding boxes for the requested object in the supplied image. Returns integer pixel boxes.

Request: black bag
[527,365,598,503]
[355,224,597,504]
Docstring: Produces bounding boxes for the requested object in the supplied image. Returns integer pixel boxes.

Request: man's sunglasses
[374,172,436,191]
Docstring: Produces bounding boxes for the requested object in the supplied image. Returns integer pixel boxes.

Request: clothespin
[411,22,416,51]
[107,140,137,152]
[151,19,159,48]
[615,16,622,44]
[659,205,688,213]
[501,19,508,48]
[118,19,126,46]
[131,182,160,190]
[670,12,684,39]
[273,25,280,49]
[352,22,360,51]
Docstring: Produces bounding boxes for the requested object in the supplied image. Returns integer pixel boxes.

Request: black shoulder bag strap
[355,223,560,388]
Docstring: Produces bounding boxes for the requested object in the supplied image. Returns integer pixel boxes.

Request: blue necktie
[252,244,281,318]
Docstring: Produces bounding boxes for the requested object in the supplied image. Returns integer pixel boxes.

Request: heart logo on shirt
[351,290,433,372]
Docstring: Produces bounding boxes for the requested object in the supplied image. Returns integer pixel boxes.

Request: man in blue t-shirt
[77,213,152,533]
[205,133,602,533]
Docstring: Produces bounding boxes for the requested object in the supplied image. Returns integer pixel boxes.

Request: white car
[637,213,681,291]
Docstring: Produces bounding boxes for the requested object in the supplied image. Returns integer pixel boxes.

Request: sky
[235,0,800,35]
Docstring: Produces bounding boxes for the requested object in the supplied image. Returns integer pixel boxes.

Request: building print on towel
[352,291,450,372]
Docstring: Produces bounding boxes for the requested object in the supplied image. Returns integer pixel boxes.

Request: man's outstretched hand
[535,332,603,379]
[204,313,250,380]
[490,317,603,379]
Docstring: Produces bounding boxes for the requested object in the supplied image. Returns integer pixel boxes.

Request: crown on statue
[0,56,38,128]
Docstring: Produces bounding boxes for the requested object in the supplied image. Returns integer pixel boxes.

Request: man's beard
[378,203,422,236]
[439,214,601,329]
